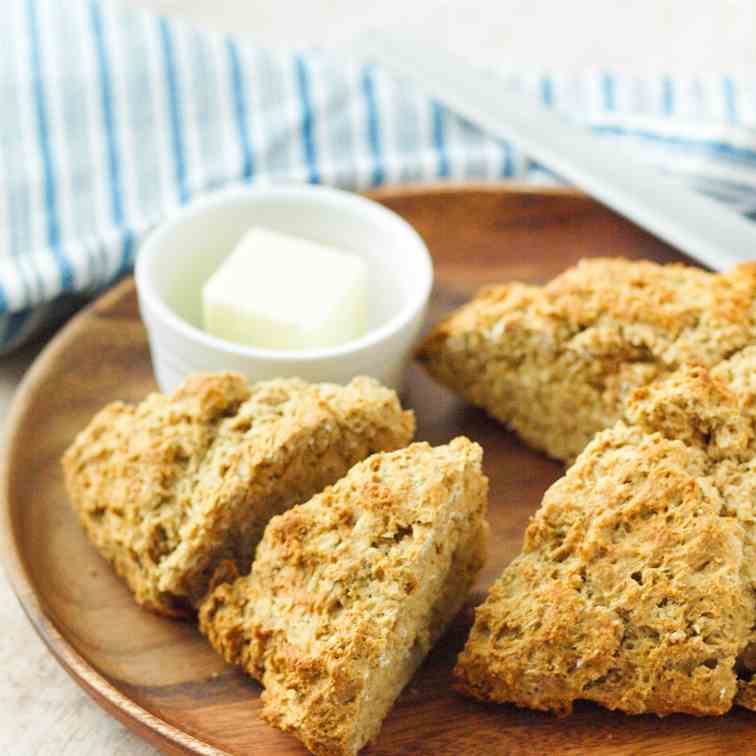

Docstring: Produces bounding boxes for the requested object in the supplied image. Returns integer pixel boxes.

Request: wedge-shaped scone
[200,438,489,756]
[709,348,756,709]
[455,361,756,716]
[63,373,414,616]
[418,258,756,461]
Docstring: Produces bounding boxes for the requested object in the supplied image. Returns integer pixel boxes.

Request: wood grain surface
[4,184,754,755]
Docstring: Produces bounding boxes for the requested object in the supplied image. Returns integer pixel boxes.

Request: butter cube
[202,227,368,350]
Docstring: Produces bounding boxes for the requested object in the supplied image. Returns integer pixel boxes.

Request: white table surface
[2,1,753,754]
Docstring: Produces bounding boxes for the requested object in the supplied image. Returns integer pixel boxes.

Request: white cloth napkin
[1,0,755,352]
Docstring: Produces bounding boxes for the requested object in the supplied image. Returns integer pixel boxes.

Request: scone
[455,357,756,716]
[63,373,414,617]
[418,258,756,461]
[200,438,489,756]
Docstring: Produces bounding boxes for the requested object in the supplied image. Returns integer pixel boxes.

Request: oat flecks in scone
[62,373,415,617]
[200,438,489,756]
[455,357,756,716]
[418,258,756,461]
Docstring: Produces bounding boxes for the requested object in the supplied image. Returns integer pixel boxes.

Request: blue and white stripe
[1,0,756,352]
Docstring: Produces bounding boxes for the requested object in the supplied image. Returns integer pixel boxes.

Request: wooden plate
[4,184,753,756]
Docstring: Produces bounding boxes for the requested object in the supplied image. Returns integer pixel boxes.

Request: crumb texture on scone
[455,356,756,716]
[62,373,415,616]
[418,258,756,461]
[200,438,489,756]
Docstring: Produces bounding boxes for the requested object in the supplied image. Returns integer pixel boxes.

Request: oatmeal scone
[455,359,756,716]
[63,373,414,617]
[418,258,756,461]
[200,438,489,756]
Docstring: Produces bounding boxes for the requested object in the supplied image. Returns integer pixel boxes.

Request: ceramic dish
[135,184,433,392]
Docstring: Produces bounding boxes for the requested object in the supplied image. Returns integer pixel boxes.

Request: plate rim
[0,182,587,755]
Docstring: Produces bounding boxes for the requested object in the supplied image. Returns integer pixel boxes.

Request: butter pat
[202,227,368,350]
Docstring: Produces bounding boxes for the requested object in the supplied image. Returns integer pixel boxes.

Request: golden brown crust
[200,438,489,756]
[418,259,756,461]
[62,373,415,617]
[455,357,756,716]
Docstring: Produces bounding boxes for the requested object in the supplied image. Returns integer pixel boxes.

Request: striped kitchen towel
[2,0,756,353]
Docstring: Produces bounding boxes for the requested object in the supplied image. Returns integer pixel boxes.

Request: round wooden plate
[3,184,754,756]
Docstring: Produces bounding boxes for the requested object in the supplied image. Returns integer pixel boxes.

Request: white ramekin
[135,184,433,392]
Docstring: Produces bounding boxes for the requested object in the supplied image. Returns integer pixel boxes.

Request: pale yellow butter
[202,227,368,349]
